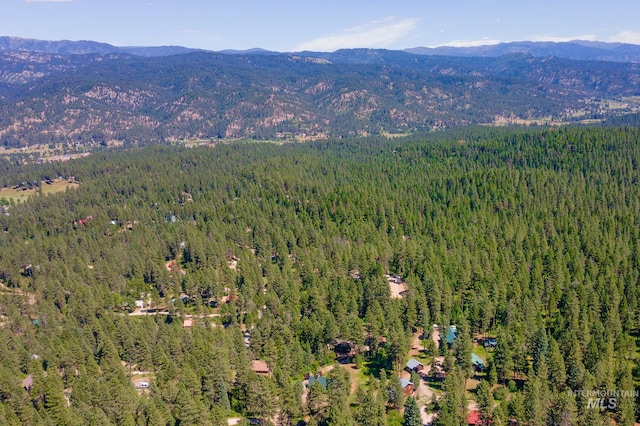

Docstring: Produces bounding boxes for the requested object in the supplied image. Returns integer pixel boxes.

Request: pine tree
[476,380,493,425]
[436,365,467,426]
[492,332,513,384]
[307,381,329,421]
[615,363,635,426]
[324,367,355,425]
[524,375,548,426]
[547,337,566,392]
[403,396,421,426]
[532,327,548,375]
[355,387,385,426]
[486,360,497,386]
[42,372,68,425]
[547,390,577,426]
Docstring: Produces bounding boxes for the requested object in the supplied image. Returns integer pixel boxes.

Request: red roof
[467,410,481,425]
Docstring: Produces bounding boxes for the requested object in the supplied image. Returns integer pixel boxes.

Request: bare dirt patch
[386,274,408,299]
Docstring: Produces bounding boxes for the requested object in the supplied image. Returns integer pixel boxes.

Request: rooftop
[250,360,270,374]
[406,358,423,370]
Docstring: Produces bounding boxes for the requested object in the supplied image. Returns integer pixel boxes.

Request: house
[308,375,328,389]
[22,374,33,391]
[483,338,497,348]
[334,340,356,363]
[136,381,150,389]
[467,410,481,425]
[399,378,414,396]
[135,300,144,309]
[446,325,458,347]
[183,319,194,328]
[405,358,424,372]
[250,360,270,375]
[472,353,485,371]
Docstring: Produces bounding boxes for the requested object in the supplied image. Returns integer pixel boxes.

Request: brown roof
[250,360,270,374]
[22,374,33,390]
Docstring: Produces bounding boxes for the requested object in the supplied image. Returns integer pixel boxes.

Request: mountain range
[406,40,640,63]
[0,36,201,57]
[3,36,640,62]
[1,37,640,147]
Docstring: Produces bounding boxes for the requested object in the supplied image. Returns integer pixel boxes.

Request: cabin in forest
[333,340,356,363]
[183,319,193,328]
[250,360,270,375]
[405,358,424,372]
[22,375,33,391]
[472,353,485,371]
[467,410,481,425]
[445,325,458,347]
[400,378,414,396]
[483,337,497,348]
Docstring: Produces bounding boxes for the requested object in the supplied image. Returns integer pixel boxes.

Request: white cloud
[608,30,640,44]
[430,37,501,48]
[529,34,597,42]
[295,17,421,52]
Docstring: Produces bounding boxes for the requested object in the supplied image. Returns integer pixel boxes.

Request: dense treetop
[0,126,639,425]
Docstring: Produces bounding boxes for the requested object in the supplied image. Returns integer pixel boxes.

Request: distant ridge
[405,40,640,63]
[2,36,640,63]
[217,48,278,55]
[0,36,202,57]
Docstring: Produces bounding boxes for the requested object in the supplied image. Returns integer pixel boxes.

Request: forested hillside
[1,49,640,148]
[0,126,639,425]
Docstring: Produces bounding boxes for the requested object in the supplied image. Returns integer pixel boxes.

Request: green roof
[446,325,458,344]
[472,353,485,368]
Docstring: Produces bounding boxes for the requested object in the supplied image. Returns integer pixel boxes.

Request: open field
[0,143,55,156]
[0,143,94,164]
[381,130,412,139]
[0,179,80,204]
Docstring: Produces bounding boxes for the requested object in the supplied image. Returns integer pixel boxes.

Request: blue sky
[4,0,640,52]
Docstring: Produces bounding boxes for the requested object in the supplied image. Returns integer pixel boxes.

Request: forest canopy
[0,126,639,425]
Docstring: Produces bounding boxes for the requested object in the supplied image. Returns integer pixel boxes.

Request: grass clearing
[472,344,490,362]
[381,130,412,139]
[0,179,80,204]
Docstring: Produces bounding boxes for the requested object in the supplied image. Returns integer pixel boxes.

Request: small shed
[183,319,194,328]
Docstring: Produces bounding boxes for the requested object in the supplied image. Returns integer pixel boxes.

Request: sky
[3,0,640,52]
